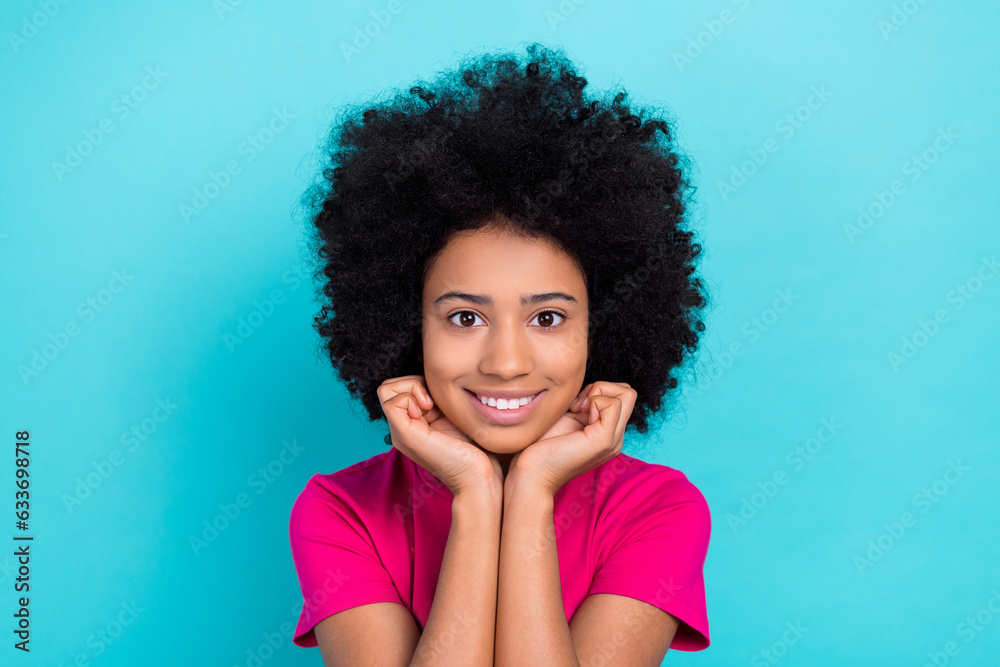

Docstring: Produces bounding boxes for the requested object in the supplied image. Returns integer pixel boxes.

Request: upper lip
[467,388,544,400]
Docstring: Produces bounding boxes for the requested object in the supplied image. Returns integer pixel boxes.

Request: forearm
[495,479,579,666]
[409,485,502,667]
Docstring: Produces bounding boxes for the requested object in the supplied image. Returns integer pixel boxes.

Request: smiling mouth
[470,391,542,410]
[464,389,545,425]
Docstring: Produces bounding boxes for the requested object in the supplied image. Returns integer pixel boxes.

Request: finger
[587,394,624,447]
[421,385,435,410]
[381,377,435,412]
[402,393,421,420]
[398,378,433,411]
[598,382,636,411]
[579,381,618,409]
[378,377,414,404]
[422,405,444,424]
[385,392,424,426]
[571,383,594,410]
[590,384,633,449]
[568,407,591,426]
[580,381,634,411]
[591,392,626,445]
[578,388,600,411]
[589,381,632,397]
[583,395,617,435]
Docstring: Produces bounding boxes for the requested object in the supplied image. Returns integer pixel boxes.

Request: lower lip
[466,389,545,425]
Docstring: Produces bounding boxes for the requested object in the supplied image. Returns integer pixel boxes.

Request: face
[420,222,590,455]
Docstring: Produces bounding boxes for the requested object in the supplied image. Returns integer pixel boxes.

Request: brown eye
[448,311,483,327]
[532,310,566,328]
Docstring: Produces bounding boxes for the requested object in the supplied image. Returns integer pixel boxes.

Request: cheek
[553,323,588,361]
[551,388,579,417]
[546,336,588,380]
[422,345,475,403]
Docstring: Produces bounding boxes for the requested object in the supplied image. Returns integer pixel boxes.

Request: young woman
[289,43,713,665]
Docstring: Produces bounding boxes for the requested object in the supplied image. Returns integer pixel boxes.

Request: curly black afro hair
[300,42,710,439]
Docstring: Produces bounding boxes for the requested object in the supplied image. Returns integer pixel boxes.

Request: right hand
[378,375,503,497]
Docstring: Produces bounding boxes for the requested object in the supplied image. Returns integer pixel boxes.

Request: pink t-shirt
[288,446,712,651]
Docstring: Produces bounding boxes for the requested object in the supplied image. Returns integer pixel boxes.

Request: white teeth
[475,392,537,410]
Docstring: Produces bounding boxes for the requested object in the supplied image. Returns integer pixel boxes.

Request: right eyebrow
[432,291,581,308]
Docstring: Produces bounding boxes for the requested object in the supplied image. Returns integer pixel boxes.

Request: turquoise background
[2,0,998,665]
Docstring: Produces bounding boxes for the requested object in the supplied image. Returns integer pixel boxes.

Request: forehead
[423,227,586,296]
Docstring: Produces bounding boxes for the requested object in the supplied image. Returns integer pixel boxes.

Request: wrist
[453,479,504,507]
[503,469,553,504]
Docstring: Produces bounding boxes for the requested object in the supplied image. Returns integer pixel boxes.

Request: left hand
[507,381,637,497]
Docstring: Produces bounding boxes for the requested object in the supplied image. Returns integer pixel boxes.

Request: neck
[496,452,513,480]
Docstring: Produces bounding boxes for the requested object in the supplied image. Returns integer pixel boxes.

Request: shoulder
[289,450,398,529]
[594,454,711,538]
[601,453,710,509]
[584,455,713,651]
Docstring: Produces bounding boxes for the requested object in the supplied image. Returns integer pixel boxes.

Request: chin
[468,428,542,455]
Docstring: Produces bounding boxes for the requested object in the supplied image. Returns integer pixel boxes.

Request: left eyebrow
[432,291,580,308]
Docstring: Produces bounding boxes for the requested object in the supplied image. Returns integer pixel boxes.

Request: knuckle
[387,392,409,407]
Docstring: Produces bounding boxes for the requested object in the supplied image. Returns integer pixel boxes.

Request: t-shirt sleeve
[587,471,712,651]
[288,475,403,648]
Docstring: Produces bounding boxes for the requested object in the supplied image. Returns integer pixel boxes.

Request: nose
[478,320,533,379]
